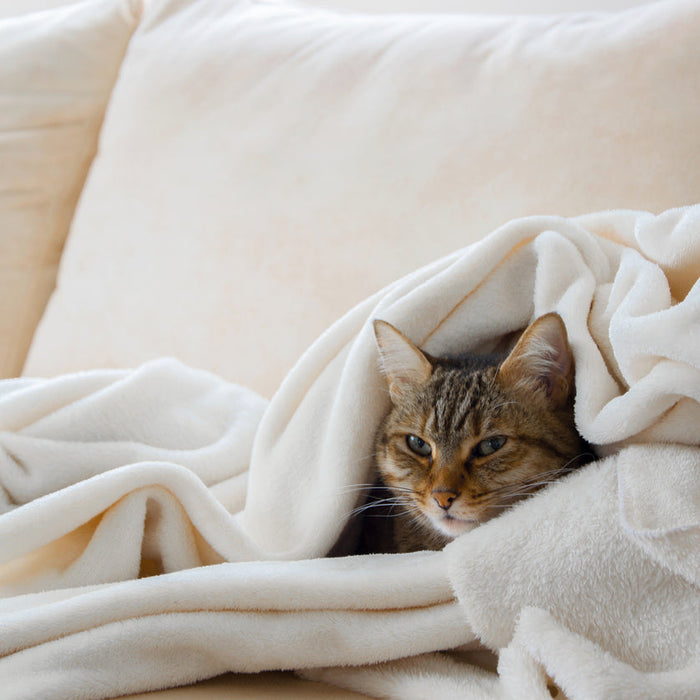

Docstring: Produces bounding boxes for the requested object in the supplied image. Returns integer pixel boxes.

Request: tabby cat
[360,313,592,553]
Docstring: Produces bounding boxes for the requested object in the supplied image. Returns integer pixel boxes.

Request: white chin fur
[433,516,479,538]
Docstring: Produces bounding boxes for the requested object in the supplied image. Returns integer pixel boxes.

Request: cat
[359,313,593,554]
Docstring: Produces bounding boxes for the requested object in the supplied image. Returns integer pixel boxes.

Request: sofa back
[0,0,137,379]
[5,0,699,396]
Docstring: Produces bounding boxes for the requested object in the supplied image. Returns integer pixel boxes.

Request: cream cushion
[25,0,700,397]
[0,0,137,379]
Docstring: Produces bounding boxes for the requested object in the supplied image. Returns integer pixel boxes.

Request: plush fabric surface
[24,0,700,396]
[121,671,369,699]
[2,204,698,699]
[0,0,138,379]
[309,0,646,11]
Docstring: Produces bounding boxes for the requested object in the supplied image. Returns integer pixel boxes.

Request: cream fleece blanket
[1,205,699,699]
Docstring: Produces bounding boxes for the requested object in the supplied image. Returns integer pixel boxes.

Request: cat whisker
[353,493,423,520]
[336,477,418,496]
[487,490,542,502]
[350,497,407,518]
[354,493,405,505]
[488,361,503,391]
[482,480,573,509]
[496,457,594,492]
[492,401,520,412]
[385,486,419,496]
[396,499,422,514]
[480,484,561,509]
[561,451,597,470]
[486,480,557,498]
[365,508,418,520]
[337,483,383,495]
[338,481,416,494]
[482,455,596,502]
[350,488,415,508]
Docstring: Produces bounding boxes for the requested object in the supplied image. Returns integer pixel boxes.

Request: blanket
[1,205,699,699]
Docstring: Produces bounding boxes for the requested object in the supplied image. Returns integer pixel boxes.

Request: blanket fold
[1,204,699,699]
[1,553,474,699]
[446,449,699,675]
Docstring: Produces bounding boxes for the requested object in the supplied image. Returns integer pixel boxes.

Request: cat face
[373,314,590,540]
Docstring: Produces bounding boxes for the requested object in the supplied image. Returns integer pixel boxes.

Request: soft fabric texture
[3,204,699,699]
[0,0,138,379]
[309,0,645,12]
[24,0,700,396]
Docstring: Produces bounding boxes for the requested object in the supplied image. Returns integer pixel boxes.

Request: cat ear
[498,313,574,408]
[373,320,432,402]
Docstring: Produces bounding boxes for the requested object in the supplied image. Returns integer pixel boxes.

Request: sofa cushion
[24,0,700,396]
[0,0,138,379]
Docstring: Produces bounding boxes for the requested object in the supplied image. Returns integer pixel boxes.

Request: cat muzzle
[432,489,459,511]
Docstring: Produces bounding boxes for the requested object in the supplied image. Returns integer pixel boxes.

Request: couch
[2,0,699,698]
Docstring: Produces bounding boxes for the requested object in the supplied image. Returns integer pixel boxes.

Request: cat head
[373,313,589,539]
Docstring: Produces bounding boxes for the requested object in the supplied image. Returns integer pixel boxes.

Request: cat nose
[432,490,459,511]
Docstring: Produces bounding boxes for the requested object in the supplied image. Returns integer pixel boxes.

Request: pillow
[0,0,137,378]
[25,0,700,397]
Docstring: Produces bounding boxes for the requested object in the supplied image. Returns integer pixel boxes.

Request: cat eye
[474,436,507,457]
[406,434,432,457]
